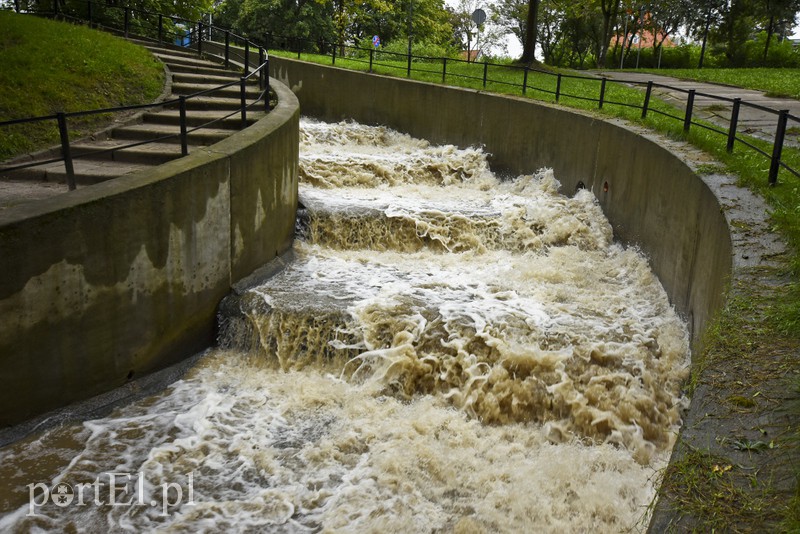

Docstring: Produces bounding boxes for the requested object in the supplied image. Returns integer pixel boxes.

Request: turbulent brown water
[0,119,689,533]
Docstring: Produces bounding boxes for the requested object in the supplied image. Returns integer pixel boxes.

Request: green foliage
[0,12,164,161]
[220,0,453,54]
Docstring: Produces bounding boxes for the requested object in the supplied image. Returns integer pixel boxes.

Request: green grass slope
[0,11,164,160]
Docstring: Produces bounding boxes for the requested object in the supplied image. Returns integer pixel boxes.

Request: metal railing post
[522,66,528,95]
[198,21,204,55]
[53,0,58,15]
[179,96,188,156]
[87,0,92,24]
[442,58,447,84]
[225,31,230,68]
[727,98,741,153]
[244,41,250,75]
[369,48,374,73]
[123,7,129,38]
[407,51,412,78]
[259,47,265,89]
[599,78,607,109]
[769,109,789,186]
[641,81,653,118]
[483,61,488,88]
[57,113,76,191]
[684,89,695,132]
[555,73,562,102]
[157,14,163,44]
[332,42,336,65]
[265,59,271,112]
[240,77,247,129]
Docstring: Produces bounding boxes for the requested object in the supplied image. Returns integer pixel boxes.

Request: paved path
[594,70,800,148]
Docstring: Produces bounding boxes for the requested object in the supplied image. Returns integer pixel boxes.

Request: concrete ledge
[0,78,299,427]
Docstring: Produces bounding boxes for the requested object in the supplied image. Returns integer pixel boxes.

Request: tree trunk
[520,0,540,64]
[763,14,775,61]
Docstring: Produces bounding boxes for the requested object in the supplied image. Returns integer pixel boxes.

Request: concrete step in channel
[1,38,269,193]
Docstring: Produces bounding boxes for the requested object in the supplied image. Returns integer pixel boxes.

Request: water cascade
[0,119,689,533]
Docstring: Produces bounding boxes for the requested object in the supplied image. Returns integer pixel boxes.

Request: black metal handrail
[1,0,272,191]
[266,32,799,186]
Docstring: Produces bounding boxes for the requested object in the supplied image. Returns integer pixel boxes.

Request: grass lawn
[0,11,164,161]
[635,67,800,99]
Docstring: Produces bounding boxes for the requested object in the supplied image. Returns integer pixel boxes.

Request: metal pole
[265,59,271,112]
[726,98,741,153]
[522,66,528,95]
[157,14,163,44]
[641,81,653,118]
[240,77,247,129]
[87,0,92,24]
[369,48,374,73]
[332,41,336,65]
[198,22,204,55]
[259,47,265,89]
[599,78,607,109]
[244,41,250,75]
[179,97,188,156]
[556,73,562,102]
[482,61,488,88]
[225,31,230,68]
[407,0,413,78]
[768,110,789,186]
[442,57,447,84]
[124,7,129,38]
[684,89,695,131]
[57,113,76,191]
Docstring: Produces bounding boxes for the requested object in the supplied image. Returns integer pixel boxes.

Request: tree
[521,0,540,63]
[755,0,800,60]
[448,0,507,58]
[684,0,725,67]
[597,0,621,66]
[646,0,691,67]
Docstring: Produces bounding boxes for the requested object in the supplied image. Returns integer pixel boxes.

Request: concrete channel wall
[271,57,732,348]
[0,79,299,427]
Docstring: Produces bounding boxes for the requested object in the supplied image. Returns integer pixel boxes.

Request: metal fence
[267,33,799,186]
[0,0,271,190]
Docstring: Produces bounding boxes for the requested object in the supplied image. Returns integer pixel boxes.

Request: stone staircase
[2,39,266,188]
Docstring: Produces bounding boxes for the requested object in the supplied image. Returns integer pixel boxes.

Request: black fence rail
[265,33,799,186]
[0,0,271,190]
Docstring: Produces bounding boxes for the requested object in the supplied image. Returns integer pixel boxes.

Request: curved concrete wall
[0,79,299,427]
[271,57,733,347]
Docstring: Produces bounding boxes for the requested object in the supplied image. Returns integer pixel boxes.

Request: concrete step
[164,95,251,111]
[71,140,185,165]
[173,71,259,85]
[111,123,233,146]
[171,82,262,99]
[6,159,152,185]
[166,62,240,78]
[143,109,266,128]
[142,44,200,60]
[153,53,226,70]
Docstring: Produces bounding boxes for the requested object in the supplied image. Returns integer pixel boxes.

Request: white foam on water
[0,118,689,533]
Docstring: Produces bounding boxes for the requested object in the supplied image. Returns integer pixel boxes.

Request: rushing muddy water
[0,119,689,533]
